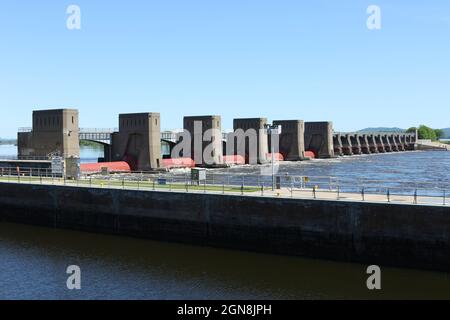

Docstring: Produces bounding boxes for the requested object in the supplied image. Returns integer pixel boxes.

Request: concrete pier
[333,134,343,156]
[341,134,353,156]
[184,116,223,167]
[388,134,399,152]
[349,134,362,155]
[233,118,269,164]
[0,182,449,272]
[18,109,80,158]
[374,135,385,153]
[381,134,392,152]
[272,120,306,161]
[358,134,371,154]
[395,135,405,151]
[304,122,334,158]
[111,113,162,171]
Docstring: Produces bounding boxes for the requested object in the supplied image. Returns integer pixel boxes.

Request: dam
[10,109,419,176]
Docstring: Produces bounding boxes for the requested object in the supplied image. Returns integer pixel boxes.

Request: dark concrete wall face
[183,116,223,166]
[272,120,306,161]
[112,113,161,170]
[304,122,334,158]
[1,183,450,272]
[18,109,80,158]
[233,118,268,164]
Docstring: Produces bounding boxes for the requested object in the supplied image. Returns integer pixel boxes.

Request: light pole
[264,124,282,191]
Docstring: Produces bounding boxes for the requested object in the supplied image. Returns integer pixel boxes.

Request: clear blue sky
[0,0,449,137]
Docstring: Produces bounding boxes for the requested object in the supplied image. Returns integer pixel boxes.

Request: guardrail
[79,128,118,133]
[0,155,51,161]
[0,168,448,206]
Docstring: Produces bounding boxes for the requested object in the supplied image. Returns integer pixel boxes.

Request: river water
[1,145,450,299]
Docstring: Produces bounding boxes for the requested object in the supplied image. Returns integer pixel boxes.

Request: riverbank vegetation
[79,140,104,148]
[406,125,444,141]
[0,139,17,145]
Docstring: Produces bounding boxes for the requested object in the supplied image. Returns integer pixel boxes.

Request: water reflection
[1,222,450,300]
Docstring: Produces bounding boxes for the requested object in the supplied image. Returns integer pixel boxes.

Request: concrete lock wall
[111,113,161,171]
[0,182,450,272]
[233,118,269,164]
[183,116,223,166]
[272,120,306,161]
[18,109,80,158]
[304,122,334,158]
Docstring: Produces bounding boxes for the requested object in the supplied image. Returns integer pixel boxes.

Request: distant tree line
[0,138,17,145]
[406,125,444,141]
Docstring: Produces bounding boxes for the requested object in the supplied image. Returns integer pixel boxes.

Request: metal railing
[0,155,52,161]
[79,128,118,133]
[0,168,448,206]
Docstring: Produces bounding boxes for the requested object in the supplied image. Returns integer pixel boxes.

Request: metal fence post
[313,186,316,199]
[291,180,294,198]
[261,183,264,196]
[414,189,417,204]
[387,188,390,202]
[361,187,365,201]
